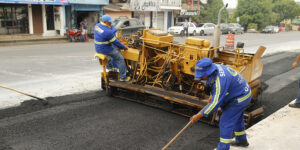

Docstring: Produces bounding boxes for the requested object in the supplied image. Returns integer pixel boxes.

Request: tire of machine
[101,78,106,90]
[106,85,117,97]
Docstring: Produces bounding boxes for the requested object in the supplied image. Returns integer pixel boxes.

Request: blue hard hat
[101,14,114,23]
[194,58,217,79]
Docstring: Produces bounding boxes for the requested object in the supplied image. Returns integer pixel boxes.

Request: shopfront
[0,4,28,34]
[130,0,181,31]
[66,0,108,35]
[0,0,68,35]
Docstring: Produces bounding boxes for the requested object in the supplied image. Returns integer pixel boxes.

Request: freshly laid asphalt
[0,51,299,150]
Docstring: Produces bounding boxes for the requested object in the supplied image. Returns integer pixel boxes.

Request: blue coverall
[106,27,119,71]
[201,64,252,150]
[94,22,127,79]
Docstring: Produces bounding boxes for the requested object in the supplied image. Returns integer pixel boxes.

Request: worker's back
[215,64,251,107]
[94,22,123,54]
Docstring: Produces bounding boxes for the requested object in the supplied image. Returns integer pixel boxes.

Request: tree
[235,0,274,30]
[191,0,227,24]
[235,0,300,30]
[273,0,300,22]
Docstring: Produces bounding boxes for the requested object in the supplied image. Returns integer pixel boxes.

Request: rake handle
[161,121,193,150]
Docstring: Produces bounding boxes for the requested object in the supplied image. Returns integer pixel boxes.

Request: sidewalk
[0,34,68,46]
[231,99,300,150]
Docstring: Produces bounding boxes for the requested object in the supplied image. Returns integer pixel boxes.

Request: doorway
[46,5,54,30]
[32,5,43,34]
[167,11,172,29]
[76,11,89,28]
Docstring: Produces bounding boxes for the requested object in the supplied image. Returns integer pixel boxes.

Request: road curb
[0,37,69,46]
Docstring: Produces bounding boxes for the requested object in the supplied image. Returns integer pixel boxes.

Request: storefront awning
[0,0,68,5]
[72,4,103,11]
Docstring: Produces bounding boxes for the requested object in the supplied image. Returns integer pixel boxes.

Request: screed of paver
[231,100,300,150]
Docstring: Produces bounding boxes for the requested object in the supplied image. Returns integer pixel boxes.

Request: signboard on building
[130,0,181,11]
[68,0,108,5]
[160,0,181,10]
[180,10,200,16]
[0,0,68,5]
[130,0,159,11]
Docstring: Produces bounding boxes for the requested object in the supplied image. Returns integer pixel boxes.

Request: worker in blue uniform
[94,14,130,81]
[190,58,251,150]
[106,27,119,72]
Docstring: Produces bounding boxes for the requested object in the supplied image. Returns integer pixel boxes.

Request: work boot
[231,140,249,147]
[289,103,300,108]
[120,76,131,82]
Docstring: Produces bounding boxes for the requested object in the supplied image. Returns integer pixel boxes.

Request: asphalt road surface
[0,50,299,150]
[174,31,300,54]
[0,32,299,150]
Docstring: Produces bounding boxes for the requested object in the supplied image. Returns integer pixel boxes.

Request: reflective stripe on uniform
[234,130,246,136]
[227,67,237,76]
[95,26,104,33]
[204,76,220,115]
[95,36,117,45]
[220,138,231,143]
[237,91,252,103]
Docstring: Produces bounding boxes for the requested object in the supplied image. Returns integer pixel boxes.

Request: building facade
[130,0,181,31]
[104,0,131,19]
[65,0,108,35]
[176,0,201,23]
[0,0,68,36]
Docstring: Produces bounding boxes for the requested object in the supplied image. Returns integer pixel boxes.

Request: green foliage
[227,17,237,23]
[191,0,227,24]
[248,23,258,30]
[273,0,300,22]
[235,0,300,30]
[235,0,274,30]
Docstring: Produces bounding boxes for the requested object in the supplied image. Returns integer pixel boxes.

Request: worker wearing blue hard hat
[190,57,251,150]
[94,14,130,81]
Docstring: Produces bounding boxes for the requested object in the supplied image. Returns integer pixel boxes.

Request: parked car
[113,18,145,36]
[196,23,215,36]
[228,23,244,34]
[220,23,230,34]
[262,25,279,33]
[167,22,197,36]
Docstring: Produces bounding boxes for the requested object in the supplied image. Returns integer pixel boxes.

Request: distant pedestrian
[80,18,88,41]
[289,54,300,108]
[183,19,189,37]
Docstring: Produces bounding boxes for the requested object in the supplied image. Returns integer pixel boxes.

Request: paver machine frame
[95,27,266,126]
[95,2,265,127]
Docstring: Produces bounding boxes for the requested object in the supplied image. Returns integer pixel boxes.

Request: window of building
[0,4,29,35]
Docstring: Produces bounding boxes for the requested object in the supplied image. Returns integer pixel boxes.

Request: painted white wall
[152,12,157,29]
[42,5,47,36]
[145,12,151,29]
[164,10,168,31]
[59,6,65,36]
[171,11,174,27]
[27,4,34,34]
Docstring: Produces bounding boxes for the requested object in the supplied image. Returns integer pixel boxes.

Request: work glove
[292,62,297,69]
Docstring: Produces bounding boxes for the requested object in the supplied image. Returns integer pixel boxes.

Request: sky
[223,0,237,8]
[223,0,300,9]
